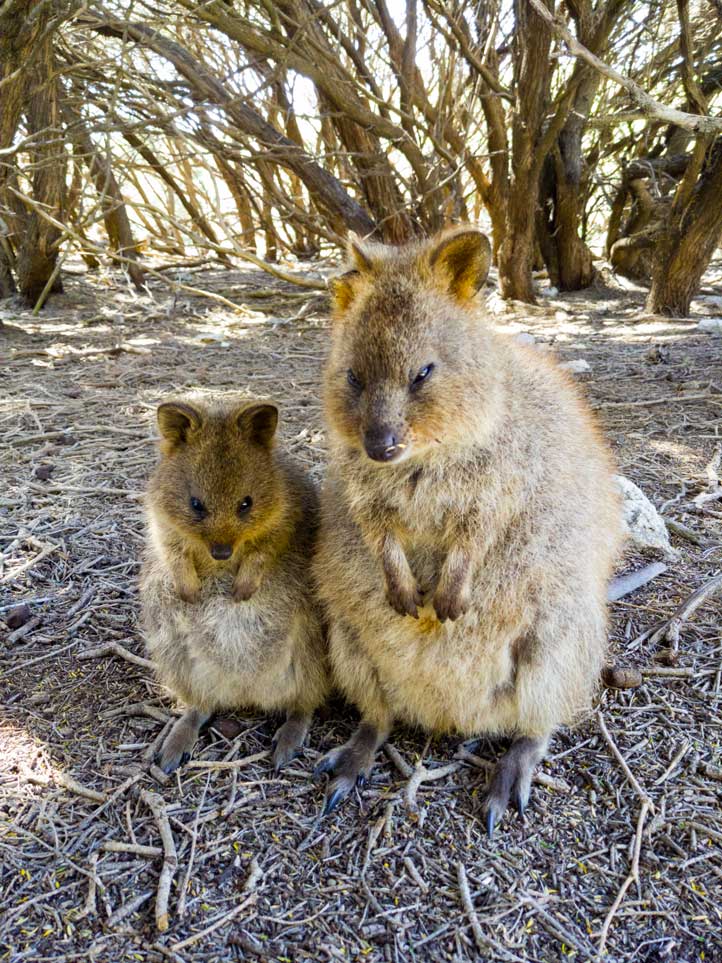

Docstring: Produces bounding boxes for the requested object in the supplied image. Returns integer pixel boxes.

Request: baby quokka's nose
[209,543,233,561]
[364,427,402,463]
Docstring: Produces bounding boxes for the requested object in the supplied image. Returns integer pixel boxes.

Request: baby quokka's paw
[385,575,424,619]
[432,582,471,623]
[176,579,201,605]
[231,574,260,602]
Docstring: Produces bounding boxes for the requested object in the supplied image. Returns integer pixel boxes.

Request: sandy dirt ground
[1,259,721,963]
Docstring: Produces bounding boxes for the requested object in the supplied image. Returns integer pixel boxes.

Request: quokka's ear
[157,401,202,447]
[328,232,376,315]
[327,269,362,314]
[427,227,491,301]
[237,402,279,448]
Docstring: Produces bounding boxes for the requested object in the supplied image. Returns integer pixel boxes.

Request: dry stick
[177,774,210,918]
[685,820,722,844]
[457,865,529,963]
[1,541,61,583]
[184,750,269,771]
[597,711,654,810]
[642,666,695,679]
[24,769,107,803]
[594,393,715,409]
[77,642,154,671]
[383,742,413,778]
[74,852,99,920]
[520,897,593,957]
[403,856,429,892]
[140,789,178,933]
[665,518,705,546]
[106,891,154,928]
[527,0,722,135]
[32,254,65,316]
[101,841,162,857]
[598,799,653,956]
[169,858,262,952]
[653,742,689,787]
[648,574,722,659]
[457,862,486,955]
[608,562,666,602]
[405,761,462,816]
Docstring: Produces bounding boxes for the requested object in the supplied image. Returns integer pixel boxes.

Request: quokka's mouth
[363,440,412,465]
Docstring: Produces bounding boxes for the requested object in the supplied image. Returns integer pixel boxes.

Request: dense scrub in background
[0,0,721,312]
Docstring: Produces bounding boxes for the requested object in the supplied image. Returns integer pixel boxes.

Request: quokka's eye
[347,369,363,390]
[238,496,253,516]
[190,497,206,516]
[411,363,435,388]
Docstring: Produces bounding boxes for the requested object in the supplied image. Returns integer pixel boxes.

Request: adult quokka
[313,227,623,834]
[141,395,328,773]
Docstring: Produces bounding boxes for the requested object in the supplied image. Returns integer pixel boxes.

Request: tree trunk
[65,110,144,289]
[0,240,16,298]
[15,91,66,302]
[647,139,722,316]
[537,90,596,290]
[497,0,554,302]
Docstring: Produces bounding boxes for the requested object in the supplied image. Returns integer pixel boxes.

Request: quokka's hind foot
[155,709,211,774]
[482,735,549,839]
[314,721,388,815]
[272,710,312,772]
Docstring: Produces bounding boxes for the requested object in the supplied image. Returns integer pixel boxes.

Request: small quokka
[141,395,328,774]
[313,227,623,833]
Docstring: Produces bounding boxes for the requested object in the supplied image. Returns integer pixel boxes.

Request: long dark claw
[274,748,300,773]
[323,786,347,816]
[356,772,367,788]
[486,809,495,839]
[514,792,526,820]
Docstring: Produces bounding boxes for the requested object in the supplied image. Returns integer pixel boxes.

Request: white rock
[697,318,722,333]
[560,358,591,374]
[554,310,571,322]
[486,291,509,315]
[614,475,676,557]
[514,332,536,346]
[539,286,559,297]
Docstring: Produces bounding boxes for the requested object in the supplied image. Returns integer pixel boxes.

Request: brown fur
[140,395,329,772]
[313,227,623,824]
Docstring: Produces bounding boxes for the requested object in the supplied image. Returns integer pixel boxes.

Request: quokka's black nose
[364,428,402,462]
[209,543,233,560]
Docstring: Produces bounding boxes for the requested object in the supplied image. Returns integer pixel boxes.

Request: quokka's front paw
[176,581,200,604]
[231,576,259,602]
[386,577,424,619]
[433,584,471,623]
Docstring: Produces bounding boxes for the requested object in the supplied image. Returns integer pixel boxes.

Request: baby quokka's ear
[327,232,377,315]
[157,401,202,448]
[427,227,491,302]
[236,403,279,448]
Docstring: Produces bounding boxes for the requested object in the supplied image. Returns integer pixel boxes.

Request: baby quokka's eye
[347,369,363,391]
[190,496,207,517]
[411,363,435,390]
[238,496,253,516]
